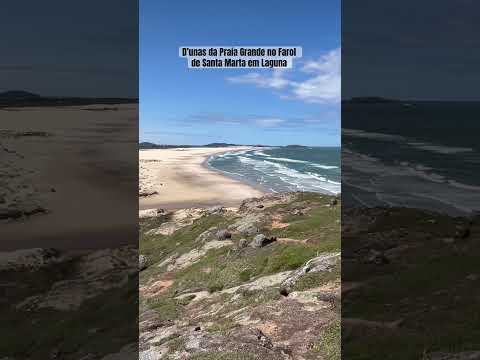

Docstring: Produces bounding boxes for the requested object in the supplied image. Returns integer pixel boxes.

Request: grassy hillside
[139,192,341,359]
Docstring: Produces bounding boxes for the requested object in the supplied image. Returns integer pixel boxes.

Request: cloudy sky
[140,0,340,146]
[0,0,137,98]
[342,0,480,100]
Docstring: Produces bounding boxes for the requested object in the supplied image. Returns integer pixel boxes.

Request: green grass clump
[140,214,227,284]
[171,243,320,295]
[264,245,319,272]
[312,320,340,360]
[239,269,253,282]
[206,318,239,335]
[188,352,256,360]
[146,296,181,322]
[272,206,340,246]
[292,263,340,292]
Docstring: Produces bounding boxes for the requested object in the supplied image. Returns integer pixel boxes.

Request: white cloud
[226,48,341,104]
[185,113,287,128]
[226,69,289,89]
[293,48,340,103]
[301,48,340,74]
[254,118,286,127]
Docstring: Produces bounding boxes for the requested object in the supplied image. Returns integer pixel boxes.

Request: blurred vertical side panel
[342,0,480,359]
[0,1,139,359]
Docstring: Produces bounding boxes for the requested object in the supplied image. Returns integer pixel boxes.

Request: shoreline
[203,155,272,195]
[139,146,265,211]
[206,148,341,197]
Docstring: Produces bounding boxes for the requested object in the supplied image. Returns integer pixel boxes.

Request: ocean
[208,146,341,195]
[343,101,480,216]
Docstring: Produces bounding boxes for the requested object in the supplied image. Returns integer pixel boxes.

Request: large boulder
[426,352,480,360]
[139,255,148,271]
[229,213,263,236]
[216,229,232,240]
[196,226,218,243]
[0,248,61,271]
[250,234,276,248]
[236,223,259,236]
[238,238,248,248]
[207,206,226,215]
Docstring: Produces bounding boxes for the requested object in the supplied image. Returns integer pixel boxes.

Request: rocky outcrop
[17,246,137,311]
[280,253,340,295]
[0,248,62,271]
[139,254,149,271]
[250,234,277,248]
[139,192,341,359]
[426,352,480,360]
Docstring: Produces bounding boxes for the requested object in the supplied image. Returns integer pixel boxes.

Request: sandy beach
[1,104,138,250]
[139,147,264,210]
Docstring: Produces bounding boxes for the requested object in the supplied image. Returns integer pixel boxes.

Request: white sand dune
[139,147,264,210]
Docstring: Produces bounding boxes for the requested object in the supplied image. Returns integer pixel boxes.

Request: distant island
[139,142,312,149]
[342,96,399,104]
[0,90,138,107]
[139,142,269,149]
[285,144,308,148]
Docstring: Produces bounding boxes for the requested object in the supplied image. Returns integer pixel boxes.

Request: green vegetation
[0,267,138,359]
[188,352,256,360]
[312,320,341,360]
[139,192,341,358]
[343,207,480,359]
[292,263,340,292]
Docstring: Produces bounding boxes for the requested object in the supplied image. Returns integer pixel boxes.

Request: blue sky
[140,0,340,146]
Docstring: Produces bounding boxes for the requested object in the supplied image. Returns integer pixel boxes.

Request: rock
[216,229,232,240]
[139,209,161,218]
[329,198,338,206]
[253,329,273,349]
[230,213,264,236]
[139,191,159,197]
[256,204,264,209]
[236,223,259,236]
[425,351,480,360]
[139,348,166,360]
[250,234,276,248]
[443,237,455,244]
[280,253,340,295]
[208,206,226,214]
[0,248,61,271]
[139,255,148,271]
[17,246,137,311]
[292,209,305,216]
[148,222,178,236]
[101,343,139,360]
[363,249,389,265]
[239,193,295,213]
[238,238,248,248]
[455,224,470,239]
[0,206,47,220]
[196,226,218,242]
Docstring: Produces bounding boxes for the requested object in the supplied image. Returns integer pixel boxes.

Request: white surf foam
[343,147,480,214]
[237,156,341,194]
[407,142,474,155]
[343,128,475,156]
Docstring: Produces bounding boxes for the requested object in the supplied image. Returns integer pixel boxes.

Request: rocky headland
[139,192,341,360]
